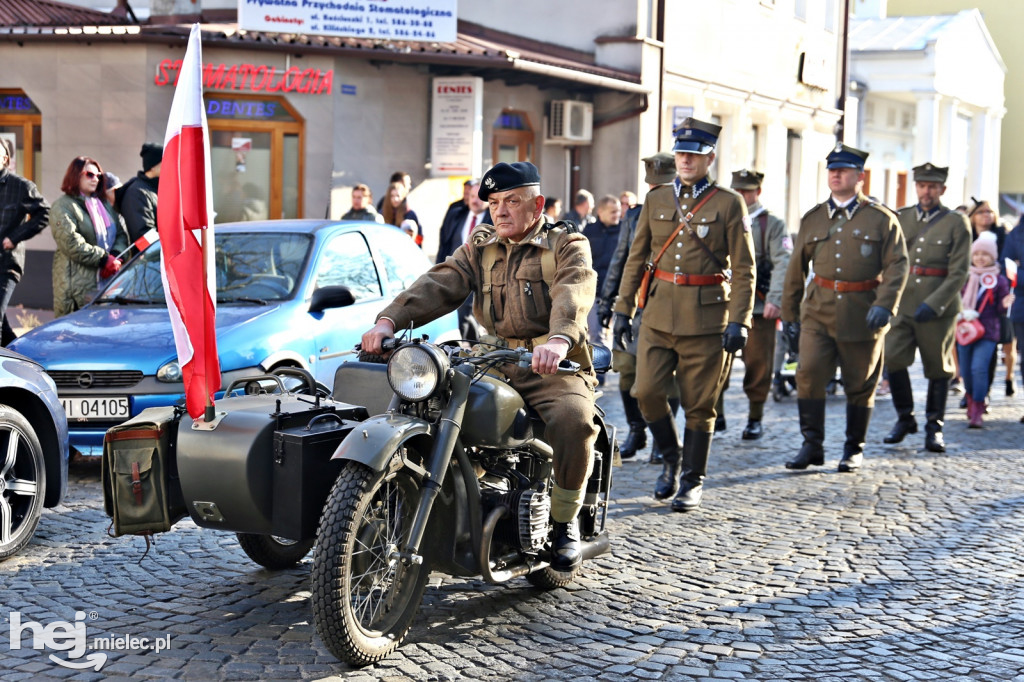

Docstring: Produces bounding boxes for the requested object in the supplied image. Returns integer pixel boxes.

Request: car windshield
[97,232,312,304]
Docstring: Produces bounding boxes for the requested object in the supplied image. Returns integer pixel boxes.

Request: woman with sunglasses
[50,156,129,316]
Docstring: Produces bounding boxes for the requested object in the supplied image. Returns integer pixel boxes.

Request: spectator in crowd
[957,231,1012,428]
[598,152,680,462]
[544,197,563,222]
[563,189,595,229]
[728,169,792,440]
[1003,214,1024,421]
[613,118,755,511]
[781,144,907,473]
[376,170,411,212]
[438,179,473,236]
[584,194,621,350]
[882,163,971,453]
[619,190,637,217]
[341,183,384,223]
[50,156,129,317]
[116,142,162,242]
[381,180,423,247]
[103,172,121,205]
[436,180,489,340]
[0,138,49,346]
[966,197,1015,397]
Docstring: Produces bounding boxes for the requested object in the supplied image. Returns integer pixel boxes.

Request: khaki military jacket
[782,193,908,342]
[894,203,971,319]
[377,218,596,352]
[749,203,791,315]
[614,180,755,336]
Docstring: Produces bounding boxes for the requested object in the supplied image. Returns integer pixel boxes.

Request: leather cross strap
[644,187,720,277]
[653,269,727,286]
[671,188,728,276]
[812,275,880,292]
[910,266,948,277]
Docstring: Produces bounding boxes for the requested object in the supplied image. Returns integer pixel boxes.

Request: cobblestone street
[2,364,1024,681]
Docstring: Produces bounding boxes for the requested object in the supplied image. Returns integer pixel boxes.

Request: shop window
[206,93,304,221]
[0,89,42,184]
[492,110,534,165]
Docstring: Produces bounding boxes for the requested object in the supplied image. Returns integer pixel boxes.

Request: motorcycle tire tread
[525,565,578,590]
[311,461,429,667]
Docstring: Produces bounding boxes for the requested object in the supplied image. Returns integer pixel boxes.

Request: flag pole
[202,224,215,423]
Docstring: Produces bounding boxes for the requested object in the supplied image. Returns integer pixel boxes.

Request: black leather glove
[783,321,801,352]
[866,305,892,331]
[722,322,748,354]
[913,302,937,323]
[597,299,614,329]
[613,313,634,349]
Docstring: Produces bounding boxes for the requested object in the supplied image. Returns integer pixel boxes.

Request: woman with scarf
[956,231,1013,427]
[967,197,1015,397]
[50,156,129,317]
[380,180,423,248]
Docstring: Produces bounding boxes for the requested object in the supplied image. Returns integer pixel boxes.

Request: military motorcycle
[109,338,613,667]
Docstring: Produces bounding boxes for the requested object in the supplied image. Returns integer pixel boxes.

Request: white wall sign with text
[430,77,483,178]
[238,0,458,42]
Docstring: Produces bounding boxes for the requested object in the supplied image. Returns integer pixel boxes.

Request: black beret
[478,161,540,201]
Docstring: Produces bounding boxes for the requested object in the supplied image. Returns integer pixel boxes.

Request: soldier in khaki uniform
[882,163,971,453]
[729,169,792,440]
[362,161,598,573]
[781,144,908,473]
[613,118,756,511]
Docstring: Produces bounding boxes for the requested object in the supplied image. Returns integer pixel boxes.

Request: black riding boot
[883,368,917,444]
[649,398,679,464]
[786,399,826,469]
[713,390,726,432]
[649,414,683,499]
[672,429,710,512]
[618,391,647,459]
[924,378,949,453]
[839,404,872,472]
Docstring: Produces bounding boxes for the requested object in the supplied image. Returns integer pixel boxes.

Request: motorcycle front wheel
[311,459,428,666]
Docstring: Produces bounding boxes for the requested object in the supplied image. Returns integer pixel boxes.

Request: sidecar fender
[331,413,433,471]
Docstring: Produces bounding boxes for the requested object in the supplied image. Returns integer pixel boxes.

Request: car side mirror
[309,285,356,313]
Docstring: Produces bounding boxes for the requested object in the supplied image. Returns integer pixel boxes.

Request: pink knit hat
[972,231,998,259]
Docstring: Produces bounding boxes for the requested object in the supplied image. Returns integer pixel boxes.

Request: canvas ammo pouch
[102,406,187,537]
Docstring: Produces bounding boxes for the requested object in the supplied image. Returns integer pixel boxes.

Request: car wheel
[0,405,46,561]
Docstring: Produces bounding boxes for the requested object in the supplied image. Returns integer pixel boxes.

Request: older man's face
[467,183,486,214]
[487,188,544,241]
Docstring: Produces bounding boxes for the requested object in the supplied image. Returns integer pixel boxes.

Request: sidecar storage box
[271,414,361,540]
[176,394,367,537]
[333,361,392,416]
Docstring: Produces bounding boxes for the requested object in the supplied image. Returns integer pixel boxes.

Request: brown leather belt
[910,266,948,277]
[812,275,880,292]
[654,269,727,286]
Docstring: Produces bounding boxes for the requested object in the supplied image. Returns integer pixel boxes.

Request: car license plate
[61,396,130,421]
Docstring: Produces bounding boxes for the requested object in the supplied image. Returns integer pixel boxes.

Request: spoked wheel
[0,406,46,561]
[236,533,315,570]
[311,458,428,666]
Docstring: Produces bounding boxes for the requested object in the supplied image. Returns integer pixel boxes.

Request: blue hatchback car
[10,221,459,456]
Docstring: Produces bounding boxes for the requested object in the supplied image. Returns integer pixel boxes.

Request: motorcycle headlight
[386,344,449,402]
[157,360,182,383]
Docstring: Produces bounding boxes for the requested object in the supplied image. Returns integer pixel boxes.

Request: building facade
[3,0,845,308]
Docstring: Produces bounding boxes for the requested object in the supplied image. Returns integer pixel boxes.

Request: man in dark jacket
[116,142,162,242]
[0,138,49,346]
[436,180,490,340]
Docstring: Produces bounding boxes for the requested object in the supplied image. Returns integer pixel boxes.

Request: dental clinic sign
[8,610,172,671]
[238,0,458,42]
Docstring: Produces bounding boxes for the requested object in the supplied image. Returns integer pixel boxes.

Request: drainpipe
[836,0,851,143]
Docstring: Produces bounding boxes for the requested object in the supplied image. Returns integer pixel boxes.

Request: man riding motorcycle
[361,161,598,572]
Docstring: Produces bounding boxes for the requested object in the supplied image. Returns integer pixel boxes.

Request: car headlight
[386,344,449,402]
[157,360,183,382]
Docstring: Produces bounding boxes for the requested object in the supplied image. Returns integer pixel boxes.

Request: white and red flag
[156,23,220,420]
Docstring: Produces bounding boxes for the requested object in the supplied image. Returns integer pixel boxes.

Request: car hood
[10,304,281,373]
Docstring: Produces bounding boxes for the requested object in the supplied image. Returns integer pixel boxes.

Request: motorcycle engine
[479,468,550,552]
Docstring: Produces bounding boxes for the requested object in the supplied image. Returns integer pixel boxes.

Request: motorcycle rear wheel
[236,533,314,570]
[312,459,428,666]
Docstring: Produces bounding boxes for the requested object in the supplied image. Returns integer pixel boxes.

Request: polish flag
[116,228,159,259]
[156,24,220,420]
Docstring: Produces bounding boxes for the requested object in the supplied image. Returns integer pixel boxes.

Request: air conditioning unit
[547,100,593,144]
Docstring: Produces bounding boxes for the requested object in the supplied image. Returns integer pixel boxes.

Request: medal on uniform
[697,225,709,239]
[860,243,873,257]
